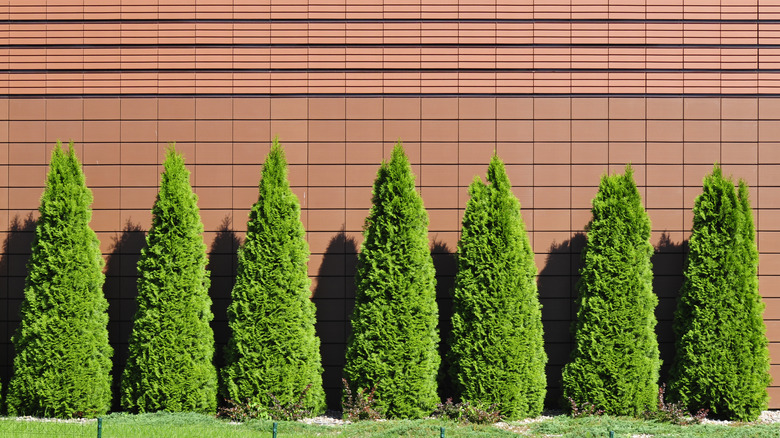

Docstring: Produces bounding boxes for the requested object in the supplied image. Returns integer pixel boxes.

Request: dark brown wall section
[2,0,780,410]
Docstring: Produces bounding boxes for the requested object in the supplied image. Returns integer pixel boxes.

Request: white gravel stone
[756,410,780,424]
[298,410,347,426]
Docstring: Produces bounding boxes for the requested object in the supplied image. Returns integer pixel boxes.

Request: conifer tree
[448,155,546,419]
[561,165,660,416]
[221,138,325,413]
[121,146,217,413]
[344,142,439,419]
[7,141,112,418]
[669,166,770,421]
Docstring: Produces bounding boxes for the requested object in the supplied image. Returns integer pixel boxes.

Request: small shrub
[567,398,604,418]
[433,398,461,420]
[218,399,271,422]
[219,385,314,422]
[432,398,503,424]
[341,379,383,421]
[642,384,709,426]
[267,384,314,421]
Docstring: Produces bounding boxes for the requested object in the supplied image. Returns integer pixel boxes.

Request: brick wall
[2,0,780,410]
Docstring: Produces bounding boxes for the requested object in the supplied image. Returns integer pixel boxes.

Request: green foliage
[669,166,770,421]
[221,138,325,414]
[561,165,660,416]
[344,142,440,419]
[6,141,112,418]
[121,145,217,413]
[448,155,546,419]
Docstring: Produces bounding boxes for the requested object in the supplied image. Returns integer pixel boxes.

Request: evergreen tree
[561,165,660,416]
[344,142,439,418]
[448,155,546,419]
[121,146,217,413]
[669,166,770,421]
[221,138,325,413]
[7,141,112,418]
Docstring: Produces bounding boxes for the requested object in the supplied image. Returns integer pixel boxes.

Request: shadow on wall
[312,228,358,410]
[0,214,37,403]
[651,232,687,385]
[536,232,587,408]
[103,220,146,411]
[431,240,456,401]
[207,216,240,376]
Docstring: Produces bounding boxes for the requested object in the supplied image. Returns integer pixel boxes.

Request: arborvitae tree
[221,138,325,413]
[121,146,217,413]
[7,141,112,418]
[669,166,770,421]
[561,165,660,416]
[344,142,439,419]
[448,155,546,420]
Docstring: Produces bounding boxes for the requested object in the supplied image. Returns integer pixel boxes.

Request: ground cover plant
[448,155,546,419]
[121,146,217,414]
[2,413,780,438]
[526,415,780,438]
[561,165,660,416]
[669,166,770,421]
[6,141,113,418]
[221,138,325,414]
[343,142,440,419]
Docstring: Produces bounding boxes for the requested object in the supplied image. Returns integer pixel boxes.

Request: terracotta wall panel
[5,0,780,409]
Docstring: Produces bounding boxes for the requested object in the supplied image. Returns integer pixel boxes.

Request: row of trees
[562,165,770,422]
[6,140,324,417]
[3,140,770,422]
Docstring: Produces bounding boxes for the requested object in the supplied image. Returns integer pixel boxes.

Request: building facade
[1,0,779,409]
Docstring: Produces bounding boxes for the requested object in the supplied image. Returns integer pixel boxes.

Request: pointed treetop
[261,137,289,188]
[711,162,723,178]
[486,154,511,191]
[158,143,195,196]
[388,141,412,174]
[163,143,185,170]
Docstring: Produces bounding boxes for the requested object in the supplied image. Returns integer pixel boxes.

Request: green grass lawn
[2,412,780,438]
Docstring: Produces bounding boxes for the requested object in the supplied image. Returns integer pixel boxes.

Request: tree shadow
[0,213,37,404]
[431,240,456,401]
[311,228,358,410]
[651,232,687,385]
[103,220,146,411]
[207,216,240,372]
[536,232,587,408]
